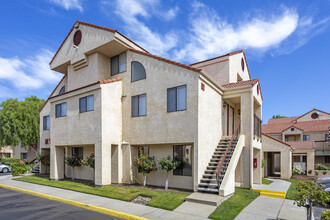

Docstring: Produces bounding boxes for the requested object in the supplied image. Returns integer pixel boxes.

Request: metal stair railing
[216,119,241,188]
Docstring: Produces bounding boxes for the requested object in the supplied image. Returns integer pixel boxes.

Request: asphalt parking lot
[0,187,122,220]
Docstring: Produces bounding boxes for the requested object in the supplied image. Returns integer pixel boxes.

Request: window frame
[167,85,187,113]
[131,61,146,82]
[59,86,65,95]
[43,115,50,130]
[303,135,310,141]
[131,93,147,117]
[111,52,127,76]
[72,147,83,158]
[21,153,28,160]
[325,156,330,163]
[55,102,67,118]
[173,145,192,176]
[79,95,94,113]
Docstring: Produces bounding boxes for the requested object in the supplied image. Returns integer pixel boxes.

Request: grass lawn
[285,179,299,200]
[262,178,273,185]
[209,188,259,220]
[14,176,189,211]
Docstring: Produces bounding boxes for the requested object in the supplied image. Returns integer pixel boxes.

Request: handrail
[28,158,37,165]
[216,119,241,187]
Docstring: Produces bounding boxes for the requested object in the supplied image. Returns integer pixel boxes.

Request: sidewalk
[0,178,207,220]
[236,179,306,220]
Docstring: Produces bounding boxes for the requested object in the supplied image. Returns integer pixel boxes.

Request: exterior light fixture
[122,94,127,97]
[223,102,227,108]
[238,110,241,115]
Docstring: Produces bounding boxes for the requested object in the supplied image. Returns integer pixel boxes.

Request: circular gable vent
[291,128,295,131]
[241,58,245,71]
[311,112,319,119]
[73,30,82,46]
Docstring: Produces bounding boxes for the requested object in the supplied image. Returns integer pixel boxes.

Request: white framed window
[79,95,94,113]
[55,103,67,118]
[167,85,187,112]
[303,135,310,141]
[132,94,146,117]
[111,52,126,76]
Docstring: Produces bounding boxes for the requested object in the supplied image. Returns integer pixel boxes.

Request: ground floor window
[21,153,28,160]
[72,147,83,158]
[138,146,149,157]
[325,156,330,163]
[173,145,192,176]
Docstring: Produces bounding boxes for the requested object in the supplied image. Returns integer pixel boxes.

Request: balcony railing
[254,114,262,142]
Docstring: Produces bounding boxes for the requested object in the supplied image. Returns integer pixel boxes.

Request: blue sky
[0,0,329,122]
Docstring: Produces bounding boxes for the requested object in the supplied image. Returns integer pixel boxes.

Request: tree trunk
[306,204,313,220]
[143,173,147,186]
[72,167,74,180]
[165,171,169,190]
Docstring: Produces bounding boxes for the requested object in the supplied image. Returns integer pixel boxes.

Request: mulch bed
[113,183,192,193]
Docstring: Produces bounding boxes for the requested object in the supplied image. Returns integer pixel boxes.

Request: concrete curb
[0,184,149,220]
[252,188,286,199]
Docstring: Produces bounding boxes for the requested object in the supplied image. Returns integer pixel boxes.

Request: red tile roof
[222,78,259,89]
[49,20,148,65]
[262,133,292,147]
[267,116,299,124]
[39,77,122,112]
[129,48,202,73]
[289,141,315,150]
[262,119,330,134]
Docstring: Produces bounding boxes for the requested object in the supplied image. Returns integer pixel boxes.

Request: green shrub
[323,171,327,175]
[0,158,20,166]
[315,171,319,176]
[315,164,330,170]
[293,165,303,175]
[308,170,312,174]
[11,162,28,176]
[321,210,330,220]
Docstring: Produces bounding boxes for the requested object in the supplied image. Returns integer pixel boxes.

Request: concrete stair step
[196,187,219,194]
[198,182,218,187]
[185,192,228,206]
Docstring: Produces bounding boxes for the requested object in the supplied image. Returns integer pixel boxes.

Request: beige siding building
[262,109,330,178]
[39,21,263,195]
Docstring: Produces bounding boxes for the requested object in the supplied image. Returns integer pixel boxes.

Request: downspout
[249,88,254,188]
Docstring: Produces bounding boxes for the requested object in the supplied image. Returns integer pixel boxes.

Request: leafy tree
[272,115,287,119]
[36,152,50,174]
[83,153,95,182]
[132,146,156,186]
[294,181,330,220]
[65,156,82,180]
[0,96,45,152]
[158,156,180,190]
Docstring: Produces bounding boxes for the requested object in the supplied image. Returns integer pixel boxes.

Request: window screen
[167,85,187,112]
[43,115,50,130]
[80,95,94,113]
[132,94,146,117]
[55,103,67,118]
[111,52,126,76]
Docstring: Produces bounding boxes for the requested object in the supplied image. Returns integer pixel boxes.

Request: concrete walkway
[0,178,207,220]
[253,178,291,193]
[236,179,306,220]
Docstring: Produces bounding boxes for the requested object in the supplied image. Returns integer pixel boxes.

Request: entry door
[229,106,234,135]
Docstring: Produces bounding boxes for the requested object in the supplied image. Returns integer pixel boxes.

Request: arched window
[59,86,65,94]
[131,61,146,82]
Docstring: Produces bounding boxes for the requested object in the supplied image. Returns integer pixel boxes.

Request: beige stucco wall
[262,135,292,179]
[293,149,315,175]
[297,110,330,122]
[131,144,194,190]
[229,53,251,83]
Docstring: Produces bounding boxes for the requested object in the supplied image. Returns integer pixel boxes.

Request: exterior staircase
[31,164,40,173]
[197,137,238,194]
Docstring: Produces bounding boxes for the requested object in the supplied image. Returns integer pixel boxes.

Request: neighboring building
[39,21,263,195]
[262,109,330,177]
[0,144,36,161]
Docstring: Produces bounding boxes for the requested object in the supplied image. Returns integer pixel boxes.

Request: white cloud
[49,0,83,12]
[101,0,179,56]
[174,3,300,62]
[0,49,62,91]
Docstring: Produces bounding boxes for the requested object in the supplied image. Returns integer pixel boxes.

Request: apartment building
[0,144,36,161]
[39,21,263,195]
[262,109,330,178]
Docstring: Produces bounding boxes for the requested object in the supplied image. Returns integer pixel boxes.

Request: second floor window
[303,135,310,141]
[132,94,146,117]
[80,95,94,113]
[43,115,50,130]
[55,102,67,118]
[111,52,126,76]
[167,85,187,112]
[131,61,146,82]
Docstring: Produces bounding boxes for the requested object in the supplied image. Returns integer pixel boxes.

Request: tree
[158,156,180,190]
[36,151,50,174]
[294,181,330,220]
[0,96,45,152]
[272,115,287,119]
[132,146,156,186]
[83,153,95,182]
[65,156,82,180]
